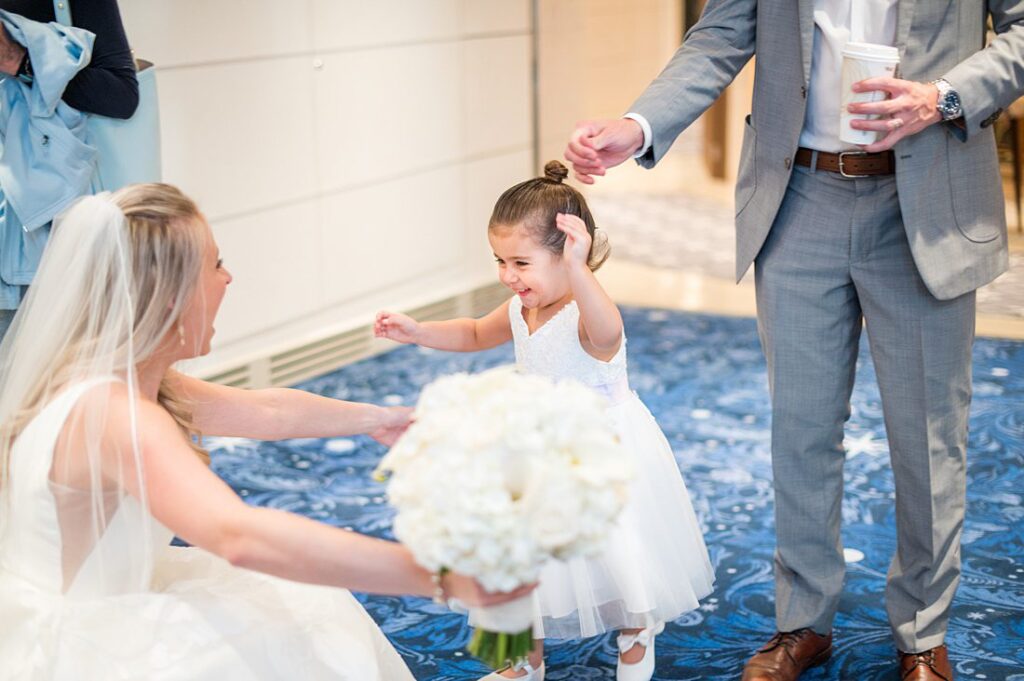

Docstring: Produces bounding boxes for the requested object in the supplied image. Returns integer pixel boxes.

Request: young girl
[375,161,714,681]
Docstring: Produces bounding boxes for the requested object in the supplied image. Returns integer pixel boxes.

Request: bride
[0,183,527,680]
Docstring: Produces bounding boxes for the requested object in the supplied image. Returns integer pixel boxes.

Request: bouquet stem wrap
[467,595,535,669]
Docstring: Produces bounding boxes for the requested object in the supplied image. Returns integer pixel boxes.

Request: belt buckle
[837,150,870,178]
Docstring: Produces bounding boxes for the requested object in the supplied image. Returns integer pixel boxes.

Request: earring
[177,323,186,347]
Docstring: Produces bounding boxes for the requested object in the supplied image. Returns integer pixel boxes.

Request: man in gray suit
[566,2,1018,680]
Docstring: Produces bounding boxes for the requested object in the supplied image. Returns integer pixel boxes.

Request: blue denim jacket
[0,12,95,309]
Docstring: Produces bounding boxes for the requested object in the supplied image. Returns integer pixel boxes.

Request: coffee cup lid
[842,41,900,62]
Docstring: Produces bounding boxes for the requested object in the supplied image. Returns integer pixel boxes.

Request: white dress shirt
[628,0,899,156]
[800,0,898,151]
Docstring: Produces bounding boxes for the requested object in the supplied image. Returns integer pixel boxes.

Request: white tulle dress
[508,296,715,640]
[0,380,414,681]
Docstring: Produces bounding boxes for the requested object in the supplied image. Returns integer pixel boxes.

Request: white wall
[118,0,535,376]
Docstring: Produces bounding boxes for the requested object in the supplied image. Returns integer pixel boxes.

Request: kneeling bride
[0,184,529,681]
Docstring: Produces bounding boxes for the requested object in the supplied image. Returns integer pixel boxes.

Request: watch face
[941,90,961,118]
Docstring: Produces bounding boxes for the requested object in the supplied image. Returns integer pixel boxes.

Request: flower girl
[375,161,714,681]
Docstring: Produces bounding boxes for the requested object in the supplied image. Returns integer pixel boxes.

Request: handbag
[52,0,161,191]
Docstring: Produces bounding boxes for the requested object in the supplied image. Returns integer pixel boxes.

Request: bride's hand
[374,311,420,344]
[368,406,413,446]
[443,572,536,608]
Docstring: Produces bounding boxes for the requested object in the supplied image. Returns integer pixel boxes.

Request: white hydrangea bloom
[376,366,631,593]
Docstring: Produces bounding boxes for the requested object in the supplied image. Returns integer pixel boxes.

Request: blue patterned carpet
[205,308,1024,681]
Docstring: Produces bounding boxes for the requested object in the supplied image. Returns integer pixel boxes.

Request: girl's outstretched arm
[374,301,512,352]
[557,214,623,361]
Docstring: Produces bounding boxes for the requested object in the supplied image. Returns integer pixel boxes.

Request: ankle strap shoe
[616,622,665,681]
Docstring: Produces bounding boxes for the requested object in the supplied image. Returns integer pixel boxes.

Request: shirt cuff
[623,112,652,158]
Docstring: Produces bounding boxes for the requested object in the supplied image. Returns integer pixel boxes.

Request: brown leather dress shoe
[740,628,833,681]
[898,645,954,681]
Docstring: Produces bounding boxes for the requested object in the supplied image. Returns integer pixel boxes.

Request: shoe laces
[902,648,950,681]
[913,650,936,665]
[904,649,938,670]
[764,628,817,663]
[770,629,810,650]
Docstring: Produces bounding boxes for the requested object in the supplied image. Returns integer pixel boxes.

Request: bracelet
[431,567,450,605]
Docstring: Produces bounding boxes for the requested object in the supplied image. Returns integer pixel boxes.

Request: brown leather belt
[795,147,895,177]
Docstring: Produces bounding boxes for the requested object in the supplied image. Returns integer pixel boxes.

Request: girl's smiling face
[489,223,570,310]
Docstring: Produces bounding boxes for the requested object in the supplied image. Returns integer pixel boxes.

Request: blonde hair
[116,183,211,463]
[0,183,211,471]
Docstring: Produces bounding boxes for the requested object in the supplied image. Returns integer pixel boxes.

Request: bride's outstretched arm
[105,391,524,606]
[166,371,411,444]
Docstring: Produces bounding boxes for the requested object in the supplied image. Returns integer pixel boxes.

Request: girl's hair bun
[543,160,569,183]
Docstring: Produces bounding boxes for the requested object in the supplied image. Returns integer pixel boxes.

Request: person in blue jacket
[0,0,138,342]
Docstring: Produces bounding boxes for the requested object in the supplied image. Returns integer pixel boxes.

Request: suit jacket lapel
[799,0,815,84]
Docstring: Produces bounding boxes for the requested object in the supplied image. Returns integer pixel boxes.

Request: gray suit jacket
[630,0,1020,300]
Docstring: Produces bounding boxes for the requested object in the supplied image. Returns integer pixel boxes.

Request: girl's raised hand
[556,213,592,268]
[375,311,420,344]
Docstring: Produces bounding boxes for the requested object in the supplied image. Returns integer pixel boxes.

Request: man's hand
[847,77,943,152]
[564,118,645,185]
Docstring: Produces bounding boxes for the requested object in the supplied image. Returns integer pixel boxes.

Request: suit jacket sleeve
[943,1,1024,139]
[628,0,757,168]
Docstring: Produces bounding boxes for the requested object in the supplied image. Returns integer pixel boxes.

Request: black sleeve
[1,0,139,118]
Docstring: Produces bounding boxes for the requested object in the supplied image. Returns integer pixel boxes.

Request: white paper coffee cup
[839,42,900,146]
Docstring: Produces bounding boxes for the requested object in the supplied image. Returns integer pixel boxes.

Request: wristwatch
[931,78,962,121]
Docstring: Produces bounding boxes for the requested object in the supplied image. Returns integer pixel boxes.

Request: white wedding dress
[508,296,715,640]
[0,379,414,681]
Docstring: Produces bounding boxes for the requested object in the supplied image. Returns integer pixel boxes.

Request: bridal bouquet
[375,366,631,669]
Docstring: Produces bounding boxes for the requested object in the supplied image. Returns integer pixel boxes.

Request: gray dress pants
[754,164,975,653]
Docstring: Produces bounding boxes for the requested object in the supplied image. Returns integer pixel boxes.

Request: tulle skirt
[531,394,715,640]
[0,546,413,681]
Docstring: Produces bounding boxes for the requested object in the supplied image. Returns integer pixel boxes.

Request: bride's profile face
[179,219,232,357]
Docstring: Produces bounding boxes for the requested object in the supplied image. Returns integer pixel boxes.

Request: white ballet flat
[478,661,545,681]
[616,622,665,681]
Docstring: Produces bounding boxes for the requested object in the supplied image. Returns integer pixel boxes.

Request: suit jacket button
[784,157,792,169]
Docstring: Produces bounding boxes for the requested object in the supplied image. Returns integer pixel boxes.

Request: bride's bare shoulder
[64,381,183,446]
